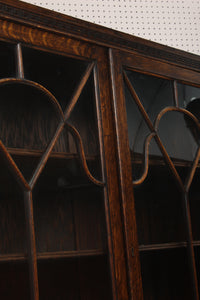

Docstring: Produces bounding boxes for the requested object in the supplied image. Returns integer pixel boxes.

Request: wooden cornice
[0,0,200,71]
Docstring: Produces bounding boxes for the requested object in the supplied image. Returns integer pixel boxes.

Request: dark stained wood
[109,49,143,300]
[24,191,39,300]
[1,0,200,73]
[0,1,200,300]
[16,43,24,78]
[97,48,131,300]
[111,44,200,299]
[0,249,105,263]
[183,193,199,299]
[0,140,30,191]
[65,123,104,186]
[139,240,200,252]
[173,80,179,107]
[123,71,185,192]
[64,62,94,120]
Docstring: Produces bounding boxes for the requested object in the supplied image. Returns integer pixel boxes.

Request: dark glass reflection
[177,83,200,109]
[124,70,200,299]
[124,70,200,177]
[125,70,174,122]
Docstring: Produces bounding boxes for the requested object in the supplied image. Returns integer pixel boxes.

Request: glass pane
[68,73,102,180]
[124,81,161,181]
[134,164,186,246]
[0,41,15,78]
[0,44,112,298]
[177,83,200,109]
[125,70,174,122]
[140,249,193,300]
[22,46,87,111]
[0,83,61,151]
[0,262,30,300]
[157,110,198,182]
[123,69,196,299]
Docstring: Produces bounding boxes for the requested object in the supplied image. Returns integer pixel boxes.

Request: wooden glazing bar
[29,61,96,188]
[65,123,104,186]
[154,134,185,191]
[0,249,105,263]
[154,106,200,190]
[29,61,102,189]
[70,193,82,299]
[173,80,179,107]
[185,146,200,192]
[123,71,185,192]
[64,62,94,121]
[29,121,65,189]
[123,71,155,131]
[93,63,104,182]
[93,62,117,296]
[154,107,200,134]
[183,193,199,300]
[24,190,39,300]
[133,132,156,186]
[0,140,29,191]
[16,43,24,79]
[139,240,200,252]
[0,77,64,119]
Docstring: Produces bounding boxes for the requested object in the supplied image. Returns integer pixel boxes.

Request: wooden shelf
[139,240,200,252]
[0,249,105,263]
[8,147,97,161]
[131,152,198,168]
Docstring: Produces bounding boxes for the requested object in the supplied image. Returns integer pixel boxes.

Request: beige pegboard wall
[20,0,200,56]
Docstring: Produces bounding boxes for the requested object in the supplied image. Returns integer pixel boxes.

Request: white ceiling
[21,0,200,56]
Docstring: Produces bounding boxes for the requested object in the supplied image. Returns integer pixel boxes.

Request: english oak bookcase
[0,1,200,299]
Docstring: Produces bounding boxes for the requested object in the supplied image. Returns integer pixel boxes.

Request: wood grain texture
[111,46,200,299]
[1,0,200,71]
[0,1,200,299]
[110,49,143,300]
[24,191,39,300]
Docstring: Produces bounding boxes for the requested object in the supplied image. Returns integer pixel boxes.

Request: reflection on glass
[157,110,198,162]
[177,83,200,109]
[124,70,200,299]
[125,70,174,122]
[124,70,200,176]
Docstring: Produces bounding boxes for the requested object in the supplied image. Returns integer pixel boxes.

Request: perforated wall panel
[20,0,200,55]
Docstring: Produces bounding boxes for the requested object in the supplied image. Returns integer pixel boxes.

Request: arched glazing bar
[124,70,200,300]
[0,43,105,300]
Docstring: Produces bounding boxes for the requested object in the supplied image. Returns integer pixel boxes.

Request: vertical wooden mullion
[183,193,199,300]
[16,43,24,79]
[24,190,39,300]
[71,191,82,299]
[93,55,118,299]
[173,80,179,107]
[109,49,143,300]
[93,62,115,291]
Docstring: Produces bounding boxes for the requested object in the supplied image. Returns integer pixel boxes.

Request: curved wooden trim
[0,77,64,120]
[1,0,200,72]
[65,123,105,187]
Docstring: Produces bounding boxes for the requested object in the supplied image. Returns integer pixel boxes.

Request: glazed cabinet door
[0,18,129,300]
[110,49,200,300]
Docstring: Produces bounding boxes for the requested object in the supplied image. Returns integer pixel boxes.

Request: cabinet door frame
[0,16,131,300]
[109,48,200,299]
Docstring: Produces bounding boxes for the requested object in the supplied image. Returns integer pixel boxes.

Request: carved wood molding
[0,1,200,71]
